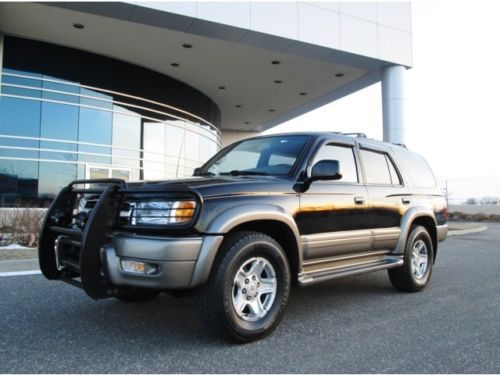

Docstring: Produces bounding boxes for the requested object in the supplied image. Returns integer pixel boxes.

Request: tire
[194,231,291,343]
[115,288,161,302]
[388,225,434,292]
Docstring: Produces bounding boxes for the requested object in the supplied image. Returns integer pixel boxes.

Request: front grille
[55,236,81,272]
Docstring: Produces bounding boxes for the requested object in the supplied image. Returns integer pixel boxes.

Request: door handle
[402,197,411,205]
[354,197,365,205]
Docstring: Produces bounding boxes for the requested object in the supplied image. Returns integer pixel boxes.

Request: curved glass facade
[0,37,221,207]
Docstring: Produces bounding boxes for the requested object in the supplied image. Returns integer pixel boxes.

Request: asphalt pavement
[0,224,499,373]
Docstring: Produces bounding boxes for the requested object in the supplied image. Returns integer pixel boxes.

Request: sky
[265,0,500,203]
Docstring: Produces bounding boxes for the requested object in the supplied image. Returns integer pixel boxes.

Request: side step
[298,252,403,286]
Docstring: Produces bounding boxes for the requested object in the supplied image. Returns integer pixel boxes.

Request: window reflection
[0,160,39,206]
[112,105,141,180]
[78,107,112,165]
[143,122,165,180]
[165,124,185,178]
[38,162,76,199]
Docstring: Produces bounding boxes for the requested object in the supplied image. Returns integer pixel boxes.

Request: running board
[298,255,403,286]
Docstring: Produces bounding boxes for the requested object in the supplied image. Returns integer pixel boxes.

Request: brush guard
[38,179,126,299]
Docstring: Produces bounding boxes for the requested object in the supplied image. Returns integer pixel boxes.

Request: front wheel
[194,231,291,343]
[388,225,434,292]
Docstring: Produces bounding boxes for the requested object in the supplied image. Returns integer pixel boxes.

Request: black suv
[39,132,448,342]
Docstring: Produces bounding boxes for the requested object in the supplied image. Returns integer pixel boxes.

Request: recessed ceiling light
[182,43,193,49]
[335,72,344,77]
[73,23,84,29]
[299,92,307,96]
[274,80,282,84]
[244,121,250,125]
[271,60,280,65]
[218,86,226,90]
[268,109,275,112]
[235,104,242,108]
[171,63,179,67]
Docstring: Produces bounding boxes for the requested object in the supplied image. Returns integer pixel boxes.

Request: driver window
[313,144,358,183]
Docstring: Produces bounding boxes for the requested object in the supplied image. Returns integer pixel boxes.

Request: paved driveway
[1,224,499,373]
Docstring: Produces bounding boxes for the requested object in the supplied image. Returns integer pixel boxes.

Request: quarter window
[387,157,402,185]
[312,144,358,183]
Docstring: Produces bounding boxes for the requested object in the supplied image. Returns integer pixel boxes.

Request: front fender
[190,204,303,286]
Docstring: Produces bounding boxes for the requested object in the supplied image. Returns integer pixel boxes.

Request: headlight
[132,200,196,225]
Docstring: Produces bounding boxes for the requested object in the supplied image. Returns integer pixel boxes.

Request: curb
[448,225,488,237]
[0,270,41,277]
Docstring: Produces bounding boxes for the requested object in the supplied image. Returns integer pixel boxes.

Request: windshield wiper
[220,170,268,176]
[194,171,216,176]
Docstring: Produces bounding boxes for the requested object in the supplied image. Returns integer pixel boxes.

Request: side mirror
[311,159,342,181]
[193,167,201,176]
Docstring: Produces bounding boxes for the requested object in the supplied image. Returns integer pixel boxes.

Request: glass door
[86,165,131,181]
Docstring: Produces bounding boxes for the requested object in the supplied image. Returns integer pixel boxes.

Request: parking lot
[1,224,499,373]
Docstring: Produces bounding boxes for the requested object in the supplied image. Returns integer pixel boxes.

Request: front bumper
[103,234,223,289]
[39,179,221,299]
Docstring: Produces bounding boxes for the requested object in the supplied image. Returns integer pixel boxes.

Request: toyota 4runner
[39,132,448,342]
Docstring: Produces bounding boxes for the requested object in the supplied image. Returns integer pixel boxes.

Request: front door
[297,142,370,260]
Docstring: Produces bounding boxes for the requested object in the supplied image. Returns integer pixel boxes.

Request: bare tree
[480,196,499,205]
[0,208,45,247]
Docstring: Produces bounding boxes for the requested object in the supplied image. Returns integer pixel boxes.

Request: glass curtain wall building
[0,36,221,207]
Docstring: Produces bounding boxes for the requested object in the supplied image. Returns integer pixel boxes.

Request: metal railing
[0,72,222,179]
[0,72,221,144]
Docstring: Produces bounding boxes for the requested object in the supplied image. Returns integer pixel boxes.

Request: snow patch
[0,244,28,250]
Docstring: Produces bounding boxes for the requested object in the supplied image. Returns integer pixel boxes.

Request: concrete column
[381,65,406,145]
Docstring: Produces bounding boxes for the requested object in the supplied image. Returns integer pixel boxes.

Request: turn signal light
[121,259,158,275]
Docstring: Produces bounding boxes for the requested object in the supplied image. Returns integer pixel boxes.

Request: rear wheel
[115,288,161,302]
[388,225,434,292]
[194,231,291,343]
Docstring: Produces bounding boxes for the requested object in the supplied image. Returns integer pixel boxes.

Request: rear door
[358,146,409,251]
[297,140,370,260]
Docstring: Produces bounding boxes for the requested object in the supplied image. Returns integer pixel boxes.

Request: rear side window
[360,149,402,185]
[393,149,437,187]
[313,144,358,183]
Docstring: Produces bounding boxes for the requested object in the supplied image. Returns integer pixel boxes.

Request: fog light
[120,259,158,275]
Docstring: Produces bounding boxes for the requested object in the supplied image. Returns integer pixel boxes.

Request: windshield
[197,135,311,176]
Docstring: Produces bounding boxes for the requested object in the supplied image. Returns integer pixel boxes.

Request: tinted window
[313,144,358,183]
[269,153,296,167]
[393,148,436,187]
[360,149,392,185]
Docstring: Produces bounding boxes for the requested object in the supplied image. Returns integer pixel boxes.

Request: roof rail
[392,143,408,149]
[342,132,367,138]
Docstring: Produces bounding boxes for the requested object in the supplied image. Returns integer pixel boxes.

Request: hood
[127,176,295,198]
